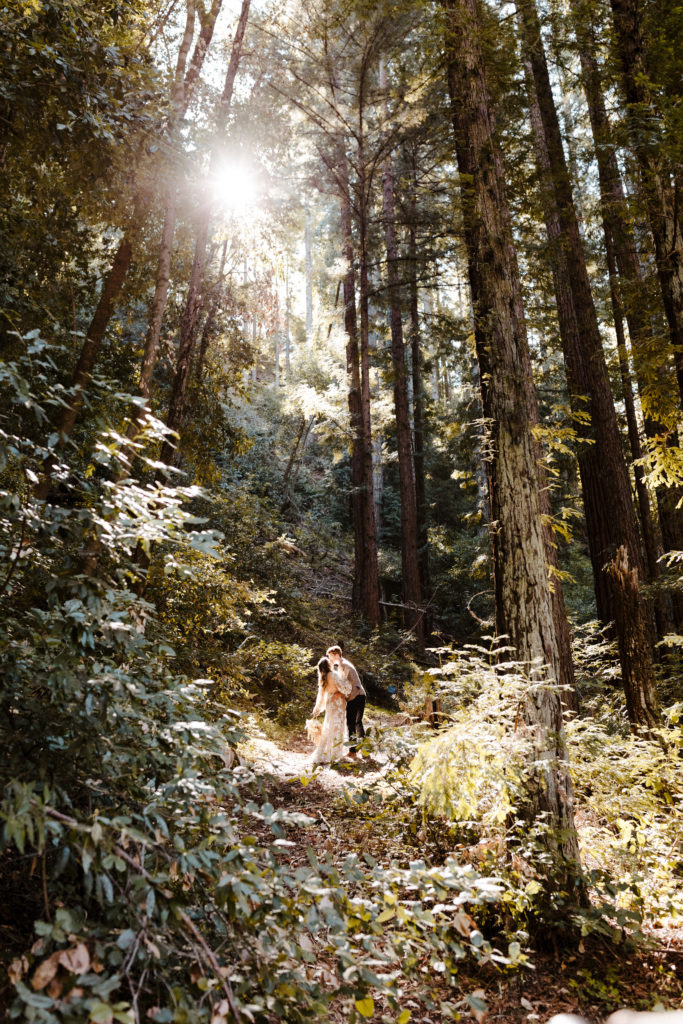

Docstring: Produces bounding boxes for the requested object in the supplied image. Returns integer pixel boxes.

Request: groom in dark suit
[326,644,365,757]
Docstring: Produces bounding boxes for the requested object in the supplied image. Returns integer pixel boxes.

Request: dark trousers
[346,694,366,751]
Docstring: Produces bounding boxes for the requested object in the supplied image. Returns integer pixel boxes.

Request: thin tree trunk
[183,0,223,102]
[196,236,228,381]
[340,186,366,613]
[284,255,291,381]
[444,0,581,885]
[407,148,431,633]
[274,289,281,387]
[606,226,672,635]
[305,210,313,345]
[357,134,382,626]
[55,235,135,445]
[281,414,307,511]
[380,59,423,648]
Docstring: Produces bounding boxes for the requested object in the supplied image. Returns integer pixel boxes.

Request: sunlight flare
[212,158,260,216]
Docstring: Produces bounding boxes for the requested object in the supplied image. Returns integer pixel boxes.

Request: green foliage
[408,647,531,827]
[0,342,506,1022]
[404,635,683,943]
[0,0,160,336]
[567,699,683,922]
[230,639,316,726]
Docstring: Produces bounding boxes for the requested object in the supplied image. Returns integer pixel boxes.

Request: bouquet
[306,718,323,744]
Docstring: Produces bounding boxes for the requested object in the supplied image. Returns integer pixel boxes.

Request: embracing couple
[307,644,366,766]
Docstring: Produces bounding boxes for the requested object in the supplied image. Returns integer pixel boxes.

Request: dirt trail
[240,711,403,792]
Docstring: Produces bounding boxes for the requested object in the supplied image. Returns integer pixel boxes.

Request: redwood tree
[608,0,683,408]
[518,0,660,731]
[380,58,424,648]
[443,0,581,882]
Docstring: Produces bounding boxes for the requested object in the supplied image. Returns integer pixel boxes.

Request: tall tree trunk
[609,0,683,408]
[381,59,424,648]
[356,131,382,626]
[605,225,672,635]
[305,209,313,344]
[523,67,620,632]
[572,4,683,626]
[407,157,431,629]
[183,0,223,102]
[159,0,251,468]
[340,186,366,613]
[275,287,281,386]
[55,235,135,445]
[284,255,291,381]
[443,0,581,885]
[196,236,228,381]
[519,0,660,727]
[518,0,648,621]
[608,547,662,735]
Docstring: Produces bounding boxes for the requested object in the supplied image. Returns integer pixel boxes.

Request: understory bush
[402,640,683,939]
[0,341,505,1022]
[567,700,683,922]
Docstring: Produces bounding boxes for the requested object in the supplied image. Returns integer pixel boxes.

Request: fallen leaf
[31,953,60,991]
[355,996,374,1018]
[47,976,64,999]
[211,998,230,1024]
[57,943,90,975]
[452,910,476,937]
[8,956,28,984]
[469,988,488,1024]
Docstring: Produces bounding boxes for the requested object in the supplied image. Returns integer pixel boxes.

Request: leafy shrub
[0,341,504,1022]
[567,699,683,922]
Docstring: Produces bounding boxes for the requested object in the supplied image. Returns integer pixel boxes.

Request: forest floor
[239,710,683,1024]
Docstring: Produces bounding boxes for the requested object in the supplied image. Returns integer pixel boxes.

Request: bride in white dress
[307,656,352,764]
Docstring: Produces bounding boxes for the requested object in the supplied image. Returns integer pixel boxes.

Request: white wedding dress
[309,667,352,764]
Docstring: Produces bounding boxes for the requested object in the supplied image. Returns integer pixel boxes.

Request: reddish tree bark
[608,547,662,735]
[381,60,423,648]
[356,133,382,626]
[609,0,683,409]
[518,0,648,630]
[340,182,367,613]
[571,4,682,628]
[443,0,581,882]
[407,151,431,626]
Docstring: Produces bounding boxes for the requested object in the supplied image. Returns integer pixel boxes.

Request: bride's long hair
[317,656,331,689]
